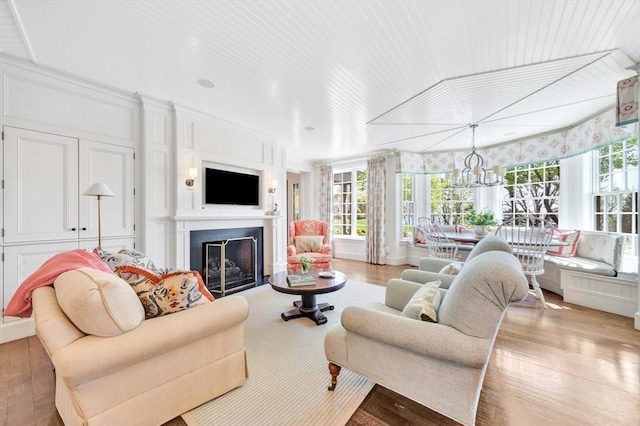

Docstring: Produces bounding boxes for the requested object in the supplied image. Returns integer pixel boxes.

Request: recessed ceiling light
[196,78,215,89]
[304,126,315,131]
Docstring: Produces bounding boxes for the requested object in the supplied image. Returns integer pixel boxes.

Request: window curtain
[366,154,386,265]
[318,165,333,224]
[616,75,639,126]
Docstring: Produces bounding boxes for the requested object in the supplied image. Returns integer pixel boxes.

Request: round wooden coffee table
[268,270,347,325]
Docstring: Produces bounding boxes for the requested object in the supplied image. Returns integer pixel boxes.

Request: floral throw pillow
[115,266,215,319]
[94,248,174,279]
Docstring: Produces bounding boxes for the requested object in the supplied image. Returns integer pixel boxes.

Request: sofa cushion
[115,266,214,319]
[544,255,616,276]
[294,235,324,253]
[547,230,581,257]
[54,267,144,337]
[401,280,442,322]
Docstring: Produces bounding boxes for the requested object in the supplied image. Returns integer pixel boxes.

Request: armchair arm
[287,245,297,256]
[53,296,249,387]
[418,257,454,272]
[401,269,455,289]
[341,306,489,368]
[384,278,422,311]
[321,244,332,255]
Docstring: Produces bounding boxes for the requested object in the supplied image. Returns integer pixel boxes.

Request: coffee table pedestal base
[280,294,335,325]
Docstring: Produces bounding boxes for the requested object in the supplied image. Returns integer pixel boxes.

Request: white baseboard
[561,270,638,318]
[0,317,36,344]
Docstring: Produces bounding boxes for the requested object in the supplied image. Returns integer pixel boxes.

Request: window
[292,182,300,221]
[430,174,474,224]
[333,169,367,237]
[594,136,638,259]
[401,173,414,239]
[502,161,560,225]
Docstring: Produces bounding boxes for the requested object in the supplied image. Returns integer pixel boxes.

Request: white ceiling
[1,0,639,164]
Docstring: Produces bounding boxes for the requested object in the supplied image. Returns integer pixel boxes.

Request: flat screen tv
[205,168,260,206]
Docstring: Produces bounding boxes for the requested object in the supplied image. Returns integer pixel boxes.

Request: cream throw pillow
[401,280,442,322]
[54,267,144,337]
[439,262,463,275]
[295,235,324,253]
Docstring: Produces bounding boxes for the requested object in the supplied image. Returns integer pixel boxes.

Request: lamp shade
[83,183,115,197]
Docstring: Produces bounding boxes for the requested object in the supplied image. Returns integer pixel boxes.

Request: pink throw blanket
[3,249,113,318]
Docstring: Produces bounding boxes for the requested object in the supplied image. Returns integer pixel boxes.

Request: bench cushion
[576,232,626,269]
[544,255,616,276]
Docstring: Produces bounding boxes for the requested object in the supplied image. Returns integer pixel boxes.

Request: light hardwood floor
[1,258,638,426]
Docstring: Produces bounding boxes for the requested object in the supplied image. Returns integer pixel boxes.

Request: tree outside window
[401,173,414,238]
[430,175,474,224]
[501,161,560,225]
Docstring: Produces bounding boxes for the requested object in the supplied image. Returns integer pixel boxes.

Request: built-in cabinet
[0,55,140,343]
[1,126,135,339]
[3,127,135,243]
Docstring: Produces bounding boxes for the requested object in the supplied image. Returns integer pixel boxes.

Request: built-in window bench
[535,230,637,318]
[409,229,638,319]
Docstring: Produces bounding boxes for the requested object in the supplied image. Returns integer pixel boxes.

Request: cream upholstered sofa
[32,268,249,426]
[324,250,528,426]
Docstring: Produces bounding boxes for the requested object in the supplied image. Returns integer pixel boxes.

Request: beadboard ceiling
[1,0,639,164]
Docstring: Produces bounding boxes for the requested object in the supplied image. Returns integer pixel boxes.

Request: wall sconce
[268,179,278,193]
[186,167,198,187]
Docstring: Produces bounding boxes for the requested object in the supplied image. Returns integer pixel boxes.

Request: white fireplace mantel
[172,214,286,276]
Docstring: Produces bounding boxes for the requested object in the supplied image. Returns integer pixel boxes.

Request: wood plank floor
[1,258,638,426]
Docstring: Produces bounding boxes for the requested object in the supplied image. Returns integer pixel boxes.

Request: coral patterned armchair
[287,220,332,270]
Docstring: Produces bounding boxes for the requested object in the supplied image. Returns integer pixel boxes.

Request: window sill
[333,235,365,241]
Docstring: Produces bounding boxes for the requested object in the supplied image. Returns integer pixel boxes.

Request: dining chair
[417,217,461,260]
[495,216,556,308]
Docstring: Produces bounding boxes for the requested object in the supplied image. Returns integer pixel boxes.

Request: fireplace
[190,227,265,296]
[204,237,257,296]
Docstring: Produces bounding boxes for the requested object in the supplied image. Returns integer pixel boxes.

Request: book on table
[286,273,316,287]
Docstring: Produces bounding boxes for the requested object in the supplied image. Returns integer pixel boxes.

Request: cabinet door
[3,241,78,323]
[79,141,135,241]
[3,127,79,243]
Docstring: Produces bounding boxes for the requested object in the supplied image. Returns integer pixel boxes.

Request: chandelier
[446,124,504,187]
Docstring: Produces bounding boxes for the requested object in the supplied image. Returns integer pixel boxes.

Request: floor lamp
[83,183,115,248]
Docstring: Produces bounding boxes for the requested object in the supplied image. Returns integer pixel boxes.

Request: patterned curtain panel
[318,165,333,224]
[616,75,639,126]
[366,154,386,265]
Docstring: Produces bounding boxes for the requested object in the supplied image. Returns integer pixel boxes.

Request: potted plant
[299,256,312,273]
[467,210,498,236]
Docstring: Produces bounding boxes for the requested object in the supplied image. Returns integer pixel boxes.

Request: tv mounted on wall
[205,168,260,206]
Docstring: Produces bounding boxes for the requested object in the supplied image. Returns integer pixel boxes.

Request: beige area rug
[181,280,384,426]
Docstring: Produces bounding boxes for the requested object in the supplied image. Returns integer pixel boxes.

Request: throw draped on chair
[287,219,332,270]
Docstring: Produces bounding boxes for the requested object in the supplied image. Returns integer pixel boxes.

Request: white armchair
[324,250,528,426]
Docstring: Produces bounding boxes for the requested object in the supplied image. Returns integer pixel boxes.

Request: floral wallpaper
[395,108,637,174]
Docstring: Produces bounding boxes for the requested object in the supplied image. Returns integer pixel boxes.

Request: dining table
[438,232,569,247]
